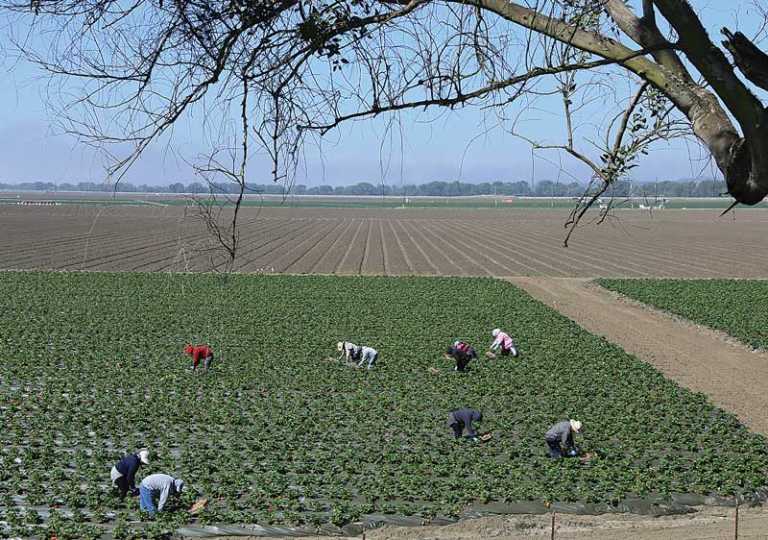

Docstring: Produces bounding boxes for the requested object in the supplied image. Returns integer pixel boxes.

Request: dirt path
[365,508,768,539]
[210,506,768,540]
[506,277,768,436]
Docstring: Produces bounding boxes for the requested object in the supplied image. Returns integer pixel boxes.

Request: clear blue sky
[0,1,762,187]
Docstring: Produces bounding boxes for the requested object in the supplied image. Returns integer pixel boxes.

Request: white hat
[138,449,150,465]
[336,341,344,352]
[174,478,185,493]
[569,419,583,433]
[492,328,501,337]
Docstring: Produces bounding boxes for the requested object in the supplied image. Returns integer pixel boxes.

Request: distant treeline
[0,179,728,198]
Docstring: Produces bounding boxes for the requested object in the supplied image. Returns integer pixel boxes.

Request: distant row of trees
[296,179,728,198]
[0,179,728,198]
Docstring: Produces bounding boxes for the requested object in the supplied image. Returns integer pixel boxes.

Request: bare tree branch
[651,0,764,132]
[722,28,768,92]
[603,0,691,82]
[300,51,659,134]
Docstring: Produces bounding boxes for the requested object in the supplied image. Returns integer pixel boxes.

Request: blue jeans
[360,349,377,369]
[193,355,213,371]
[546,439,563,459]
[139,486,157,514]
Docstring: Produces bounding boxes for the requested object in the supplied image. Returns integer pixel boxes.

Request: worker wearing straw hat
[111,449,150,498]
[545,420,583,459]
[337,340,379,369]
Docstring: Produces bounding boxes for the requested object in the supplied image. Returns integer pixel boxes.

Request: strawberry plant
[1,271,767,537]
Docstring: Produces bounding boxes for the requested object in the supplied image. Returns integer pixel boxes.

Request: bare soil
[363,507,768,539]
[202,506,768,540]
[2,205,768,276]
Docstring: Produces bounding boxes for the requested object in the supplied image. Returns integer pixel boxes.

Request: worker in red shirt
[184,344,214,371]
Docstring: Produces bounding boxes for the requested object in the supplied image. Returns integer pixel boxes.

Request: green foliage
[598,279,768,350]
[1,272,767,535]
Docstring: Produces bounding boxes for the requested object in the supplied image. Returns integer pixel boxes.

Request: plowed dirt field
[2,205,767,276]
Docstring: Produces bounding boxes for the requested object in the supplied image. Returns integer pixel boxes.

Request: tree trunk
[469,0,768,205]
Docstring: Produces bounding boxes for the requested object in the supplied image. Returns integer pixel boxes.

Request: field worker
[139,473,185,515]
[489,328,518,357]
[337,341,379,369]
[447,408,483,441]
[545,419,583,459]
[110,449,150,498]
[184,344,214,371]
[444,340,477,372]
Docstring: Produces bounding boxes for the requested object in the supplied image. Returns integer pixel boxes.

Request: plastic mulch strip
[4,490,768,539]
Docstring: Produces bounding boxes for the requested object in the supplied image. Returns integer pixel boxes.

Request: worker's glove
[567,448,578,457]
[130,488,140,497]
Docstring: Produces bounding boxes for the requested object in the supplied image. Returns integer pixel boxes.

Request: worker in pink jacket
[489,328,519,357]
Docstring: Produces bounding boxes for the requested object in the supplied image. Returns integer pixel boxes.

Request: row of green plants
[1,272,767,538]
[598,279,768,350]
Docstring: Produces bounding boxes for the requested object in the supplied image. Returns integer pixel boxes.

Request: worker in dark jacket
[447,408,483,441]
[444,341,477,372]
[545,420,583,459]
[110,449,150,498]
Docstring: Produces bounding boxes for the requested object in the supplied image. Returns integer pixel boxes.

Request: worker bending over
[447,408,483,441]
[110,449,150,498]
[139,474,185,515]
[545,419,583,459]
[337,341,379,369]
[489,328,518,357]
[184,344,214,371]
[445,340,477,372]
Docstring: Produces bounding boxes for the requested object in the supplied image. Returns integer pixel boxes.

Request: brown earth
[2,205,768,276]
[360,508,767,539]
[203,506,768,540]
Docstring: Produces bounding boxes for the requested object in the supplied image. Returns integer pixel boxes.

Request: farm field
[508,277,768,437]
[3,272,768,540]
[598,279,768,350]
[2,205,768,277]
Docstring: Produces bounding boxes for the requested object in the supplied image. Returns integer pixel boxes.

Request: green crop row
[1,272,767,539]
[598,279,768,350]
